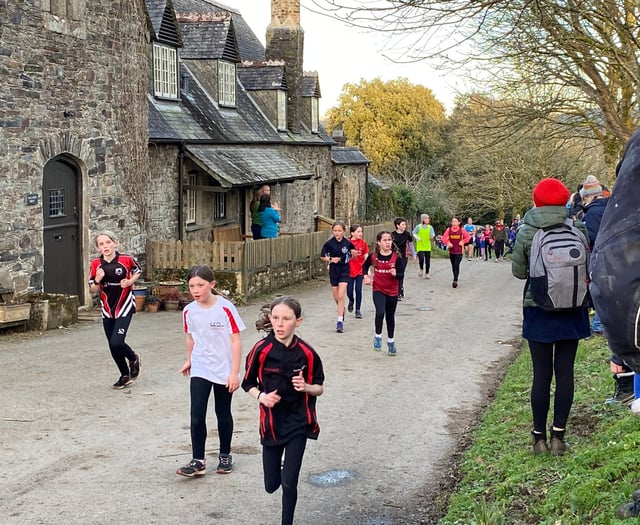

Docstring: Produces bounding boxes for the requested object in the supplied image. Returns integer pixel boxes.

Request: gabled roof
[178,16,240,61]
[331,147,370,165]
[238,63,287,91]
[145,0,183,47]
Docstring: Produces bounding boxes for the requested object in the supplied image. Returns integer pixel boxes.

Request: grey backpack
[529,219,590,310]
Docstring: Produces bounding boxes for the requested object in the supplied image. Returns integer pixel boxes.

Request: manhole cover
[308,469,356,487]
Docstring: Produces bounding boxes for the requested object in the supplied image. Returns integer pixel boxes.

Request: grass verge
[440,335,640,524]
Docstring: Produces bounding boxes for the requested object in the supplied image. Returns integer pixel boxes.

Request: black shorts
[329,264,350,286]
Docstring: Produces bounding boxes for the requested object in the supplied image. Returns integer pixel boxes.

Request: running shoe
[336,321,344,333]
[216,454,233,474]
[355,311,363,319]
[373,337,382,352]
[176,459,206,477]
[112,376,133,390]
[129,353,141,379]
[387,342,397,356]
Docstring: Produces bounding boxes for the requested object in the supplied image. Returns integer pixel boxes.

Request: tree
[312,0,640,171]
[325,78,446,174]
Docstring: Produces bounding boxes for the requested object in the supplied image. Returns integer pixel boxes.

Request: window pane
[153,44,178,99]
[49,189,65,217]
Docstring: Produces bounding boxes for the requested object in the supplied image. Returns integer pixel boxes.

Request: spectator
[258,194,281,239]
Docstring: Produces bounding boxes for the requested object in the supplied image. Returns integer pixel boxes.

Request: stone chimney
[266,0,303,134]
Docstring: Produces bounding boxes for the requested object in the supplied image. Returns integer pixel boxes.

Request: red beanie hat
[532,178,571,207]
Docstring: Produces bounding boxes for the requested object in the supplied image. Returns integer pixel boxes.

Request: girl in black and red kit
[242,296,324,525]
[89,231,142,390]
[363,230,400,356]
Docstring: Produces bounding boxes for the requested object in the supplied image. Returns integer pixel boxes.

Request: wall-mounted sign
[25,194,39,206]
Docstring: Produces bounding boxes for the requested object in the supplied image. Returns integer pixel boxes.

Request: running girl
[442,218,471,288]
[89,231,142,390]
[243,296,325,525]
[320,220,356,332]
[363,230,400,356]
[176,265,246,478]
[346,223,369,319]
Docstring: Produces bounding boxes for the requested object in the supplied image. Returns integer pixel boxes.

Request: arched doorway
[43,156,82,296]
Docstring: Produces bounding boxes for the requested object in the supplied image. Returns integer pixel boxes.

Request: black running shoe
[176,459,206,477]
[130,353,141,379]
[216,454,233,474]
[112,376,133,390]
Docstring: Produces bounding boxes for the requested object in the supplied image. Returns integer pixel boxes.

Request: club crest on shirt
[209,321,225,328]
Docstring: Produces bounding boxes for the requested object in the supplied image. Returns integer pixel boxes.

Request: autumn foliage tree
[325,78,446,176]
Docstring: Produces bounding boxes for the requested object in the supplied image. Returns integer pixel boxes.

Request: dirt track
[0,256,523,524]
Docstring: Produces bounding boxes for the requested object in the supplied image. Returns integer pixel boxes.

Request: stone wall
[0,1,149,304]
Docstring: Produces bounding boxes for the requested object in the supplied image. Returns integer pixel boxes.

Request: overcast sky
[228,1,461,115]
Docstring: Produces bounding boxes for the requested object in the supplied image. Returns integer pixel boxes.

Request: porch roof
[185,145,315,187]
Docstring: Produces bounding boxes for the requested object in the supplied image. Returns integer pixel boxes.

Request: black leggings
[417,251,431,274]
[189,377,234,459]
[102,314,136,376]
[395,256,407,296]
[528,339,578,433]
[494,240,505,259]
[449,253,463,282]
[372,291,398,338]
[263,434,307,525]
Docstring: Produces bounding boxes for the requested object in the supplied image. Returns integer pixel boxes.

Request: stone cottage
[0,0,368,306]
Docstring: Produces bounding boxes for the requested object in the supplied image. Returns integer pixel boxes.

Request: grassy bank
[441,336,640,524]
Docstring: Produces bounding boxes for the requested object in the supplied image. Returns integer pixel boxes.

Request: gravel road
[1,256,523,524]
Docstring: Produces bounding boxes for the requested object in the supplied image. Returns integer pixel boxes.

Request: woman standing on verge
[89,231,142,390]
[511,178,590,456]
[363,230,400,356]
[243,297,324,525]
[346,224,368,319]
[176,265,246,477]
[441,218,470,288]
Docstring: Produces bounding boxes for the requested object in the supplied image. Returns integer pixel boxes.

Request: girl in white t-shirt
[176,265,246,478]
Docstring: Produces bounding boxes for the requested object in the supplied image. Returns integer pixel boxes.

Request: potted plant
[161,289,181,311]
[145,295,160,313]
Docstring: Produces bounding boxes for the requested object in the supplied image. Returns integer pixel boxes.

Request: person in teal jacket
[512,177,590,457]
[258,195,281,238]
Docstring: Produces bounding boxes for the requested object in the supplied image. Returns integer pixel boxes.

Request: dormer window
[153,43,178,99]
[218,61,236,107]
[311,97,319,133]
[277,90,287,131]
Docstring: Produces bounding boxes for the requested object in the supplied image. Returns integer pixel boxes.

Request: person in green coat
[512,177,590,456]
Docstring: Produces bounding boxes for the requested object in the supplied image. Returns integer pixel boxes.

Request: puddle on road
[308,469,356,487]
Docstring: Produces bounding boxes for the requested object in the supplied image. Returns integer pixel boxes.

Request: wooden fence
[147,222,393,298]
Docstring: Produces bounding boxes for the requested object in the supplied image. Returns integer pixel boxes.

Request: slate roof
[146,0,183,47]
[302,74,321,97]
[331,147,370,165]
[185,145,315,186]
[238,64,287,91]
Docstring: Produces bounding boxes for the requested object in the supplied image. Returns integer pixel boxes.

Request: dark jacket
[582,197,607,248]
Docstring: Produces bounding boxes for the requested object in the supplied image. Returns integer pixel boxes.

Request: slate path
[1,256,523,525]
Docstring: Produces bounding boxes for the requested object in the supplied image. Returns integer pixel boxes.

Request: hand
[364,275,372,286]
[292,370,307,392]
[611,362,626,375]
[95,267,105,283]
[258,389,281,408]
[179,361,191,377]
[226,373,240,393]
[447,242,453,249]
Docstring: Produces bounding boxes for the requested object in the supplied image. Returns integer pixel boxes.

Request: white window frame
[153,43,178,99]
[186,172,196,225]
[214,192,226,220]
[311,97,319,133]
[277,90,287,130]
[218,61,236,107]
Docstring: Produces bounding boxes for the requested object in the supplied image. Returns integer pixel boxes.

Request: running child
[89,231,142,390]
[346,223,369,319]
[242,296,325,525]
[441,218,471,288]
[363,230,400,356]
[463,217,476,261]
[391,217,415,300]
[320,220,356,332]
[176,265,246,478]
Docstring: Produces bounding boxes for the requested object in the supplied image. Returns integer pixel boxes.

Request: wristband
[257,392,263,401]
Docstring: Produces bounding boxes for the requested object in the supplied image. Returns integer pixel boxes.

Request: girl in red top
[89,231,142,389]
[441,218,471,288]
[363,230,400,356]
[346,224,369,319]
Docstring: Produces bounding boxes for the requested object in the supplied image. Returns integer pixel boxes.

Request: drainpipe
[178,143,185,242]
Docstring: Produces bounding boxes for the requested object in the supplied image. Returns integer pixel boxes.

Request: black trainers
[216,454,233,474]
[112,375,133,390]
[347,301,354,313]
[355,311,363,319]
[176,458,206,477]
[129,353,141,380]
